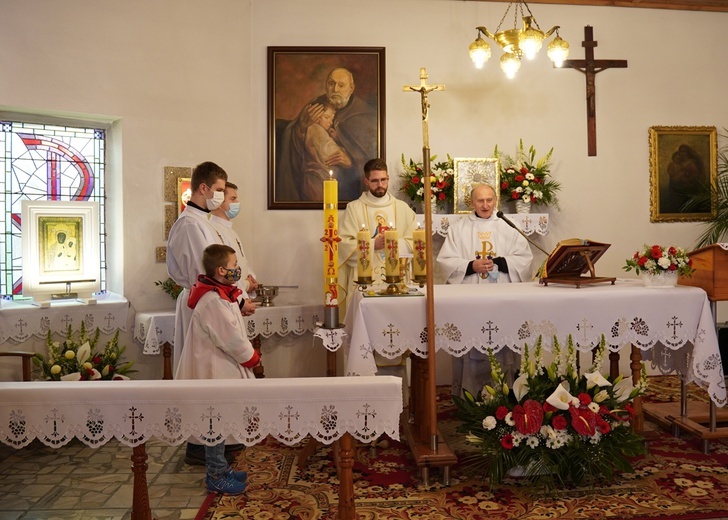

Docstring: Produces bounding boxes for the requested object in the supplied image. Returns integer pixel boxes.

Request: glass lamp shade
[519,28,544,60]
[547,36,570,67]
[469,37,491,69]
[500,52,521,79]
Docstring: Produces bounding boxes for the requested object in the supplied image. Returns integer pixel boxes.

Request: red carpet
[196,377,728,519]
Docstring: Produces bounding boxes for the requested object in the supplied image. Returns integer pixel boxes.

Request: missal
[539,238,616,288]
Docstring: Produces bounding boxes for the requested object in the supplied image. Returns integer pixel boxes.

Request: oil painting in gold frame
[453,158,500,214]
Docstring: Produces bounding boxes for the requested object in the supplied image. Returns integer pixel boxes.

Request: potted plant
[399,153,454,213]
[624,244,695,287]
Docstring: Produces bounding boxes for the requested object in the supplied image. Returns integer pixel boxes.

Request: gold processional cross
[403,68,445,150]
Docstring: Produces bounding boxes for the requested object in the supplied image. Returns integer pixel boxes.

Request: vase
[641,270,678,288]
[515,200,531,214]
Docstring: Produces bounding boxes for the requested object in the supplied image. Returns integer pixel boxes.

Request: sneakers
[206,473,248,495]
[225,467,248,483]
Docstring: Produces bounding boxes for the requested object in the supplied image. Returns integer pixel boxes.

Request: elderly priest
[437,184,533,398]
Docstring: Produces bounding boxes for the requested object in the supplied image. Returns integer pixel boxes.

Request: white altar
[344,279,726,407]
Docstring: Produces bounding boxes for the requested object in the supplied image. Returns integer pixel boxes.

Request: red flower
[596,416,611,434]
[637,256,648,267]
[512,399,543,435]
[633,252,640,259]
[688,258,693,267]
[412,176,420,184]
[501,181,509,190]
[543,402,556,413]
[93,356,102,364]
[438,192,446,200]
[496,406,509,420]
[520,167,529,175]
[552,415,567,430]
[578,393,592,405]
[668,246,677,256]
[569,406,597,436]
[501,434,514,450]
[651,245,663,259]
[511,191,520,200]
[515,174,525,183]
[436,181,446,190]
[624,404,634,417]
[668,263,677,271]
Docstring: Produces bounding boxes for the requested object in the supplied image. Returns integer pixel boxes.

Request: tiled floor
[0,439,208,520]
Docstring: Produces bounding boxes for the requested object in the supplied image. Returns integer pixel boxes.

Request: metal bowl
[257,285,279,307]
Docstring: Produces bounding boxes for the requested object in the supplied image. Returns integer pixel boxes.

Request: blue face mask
[225,202,241,220]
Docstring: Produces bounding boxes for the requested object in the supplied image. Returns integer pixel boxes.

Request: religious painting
[649,126,717,223]
[177,177,191,216]
[20,200,100,300]
[268,46,386,209]
[453,158,500,214]
[38,216,83,275]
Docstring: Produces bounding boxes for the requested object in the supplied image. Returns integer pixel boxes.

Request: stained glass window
[0,121,106,297]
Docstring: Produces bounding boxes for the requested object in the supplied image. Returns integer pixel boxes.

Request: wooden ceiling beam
[465,0,728,13]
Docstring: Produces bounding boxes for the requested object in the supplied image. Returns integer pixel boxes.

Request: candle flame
[361,223,366,230]
[329,170,333,178]
[389,222,394,228]
[416,222,422,230]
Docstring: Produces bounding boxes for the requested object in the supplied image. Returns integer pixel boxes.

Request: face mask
[225,202,241,220]
[206,188,225,211]
[223,266,242,283]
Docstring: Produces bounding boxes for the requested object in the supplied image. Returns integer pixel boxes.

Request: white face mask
[206,189,225,211]
[225,202,241,219]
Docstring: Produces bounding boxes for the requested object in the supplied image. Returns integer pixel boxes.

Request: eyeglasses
[368,177,389,185]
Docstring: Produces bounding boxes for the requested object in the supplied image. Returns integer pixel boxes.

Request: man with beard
[276,67,377,201]
[338,158,417,314]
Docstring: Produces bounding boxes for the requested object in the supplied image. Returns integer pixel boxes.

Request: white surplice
[209,214,256,297]
[436,212,534,398]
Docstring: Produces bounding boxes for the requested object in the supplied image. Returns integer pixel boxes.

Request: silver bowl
[257,285,279,307]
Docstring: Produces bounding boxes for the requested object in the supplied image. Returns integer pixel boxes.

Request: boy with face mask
[209,182,259,300]
[175,244,260,495]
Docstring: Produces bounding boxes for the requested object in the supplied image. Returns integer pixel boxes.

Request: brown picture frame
[268,46,386,209]
[649,125,717,223]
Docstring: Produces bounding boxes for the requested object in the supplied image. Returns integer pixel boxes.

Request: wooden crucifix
[561,26,628,156]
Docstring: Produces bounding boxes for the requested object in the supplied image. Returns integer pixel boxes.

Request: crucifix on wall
[561,26,628,156]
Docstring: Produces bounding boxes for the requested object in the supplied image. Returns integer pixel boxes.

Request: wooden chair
[0,351,36,381]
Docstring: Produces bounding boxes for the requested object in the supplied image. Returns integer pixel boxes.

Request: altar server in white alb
[338,158,418,314]
[209,181,259,299]
[437,184,533,398]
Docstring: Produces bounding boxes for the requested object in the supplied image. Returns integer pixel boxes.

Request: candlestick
[357,224,372,284]
[412,224,426,284]
[384,225,399,282]
[321,175,341,328]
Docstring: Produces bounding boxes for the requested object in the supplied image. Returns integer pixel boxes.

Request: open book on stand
[539,238,616,288]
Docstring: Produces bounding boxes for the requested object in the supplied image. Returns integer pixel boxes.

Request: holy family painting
[267,46,386,209]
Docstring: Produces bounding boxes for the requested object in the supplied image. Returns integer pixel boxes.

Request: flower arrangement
[494,140,561,207]
[623,244,695,277]
[453,335,647,489]
[155,277,183,300]
[399,153,454,209]
[32,322,135,381]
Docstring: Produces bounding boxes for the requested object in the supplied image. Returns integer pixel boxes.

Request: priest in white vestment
[437,184,533,398]
[338,158,418,314]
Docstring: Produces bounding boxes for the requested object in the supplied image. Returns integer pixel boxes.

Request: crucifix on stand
[402,68,457,486]
[561,26,628,156]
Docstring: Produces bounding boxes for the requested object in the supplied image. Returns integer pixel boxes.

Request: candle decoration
[384,224,399,283]
[412,224,426,286]
[356,224,372,284]
[321,172,341,328]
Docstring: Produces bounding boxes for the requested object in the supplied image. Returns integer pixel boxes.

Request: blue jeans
[205,442,228,478]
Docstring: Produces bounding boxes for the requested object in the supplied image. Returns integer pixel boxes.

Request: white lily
[594,389,609,403]
[77,342,91,364]
[89,369,102,380]
[512,373,530,401]
[585,371,612,390]
[613,377,635,403]
[61,372,82,382]
[546,382,576,410]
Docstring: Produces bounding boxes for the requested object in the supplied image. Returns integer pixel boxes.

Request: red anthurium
[568,406,597,436]
[512,399,543,435]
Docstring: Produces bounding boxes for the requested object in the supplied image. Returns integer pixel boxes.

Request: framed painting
[453,158,500,214]
[649,126,717,223]
[177,177,191,216]
[268,46,386,209]
[21,200,100,300]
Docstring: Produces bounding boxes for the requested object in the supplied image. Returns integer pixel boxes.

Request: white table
[0,291,129,344]
[421,213,549,237]
[344,280,726,408]
[0,376,402,520]
[134,295,324,378]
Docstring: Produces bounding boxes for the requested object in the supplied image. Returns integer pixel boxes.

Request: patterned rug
[196,376,728,520]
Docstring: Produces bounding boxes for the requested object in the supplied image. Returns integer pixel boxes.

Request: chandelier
[468,1,569,79]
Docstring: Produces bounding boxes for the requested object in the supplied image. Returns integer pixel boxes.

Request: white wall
[0,0,725,381]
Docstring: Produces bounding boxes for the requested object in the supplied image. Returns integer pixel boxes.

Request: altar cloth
[345,279,726,406]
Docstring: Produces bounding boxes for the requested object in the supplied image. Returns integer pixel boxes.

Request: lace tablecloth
[418,213,549,237]
[134,297,323,355]
[0,292,129,344]
[344,279,726,406]
[0,376,402,448]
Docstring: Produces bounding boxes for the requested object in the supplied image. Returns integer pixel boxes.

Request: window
[0,121,106,297]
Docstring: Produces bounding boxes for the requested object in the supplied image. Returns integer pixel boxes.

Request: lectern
[645,244,728,452]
